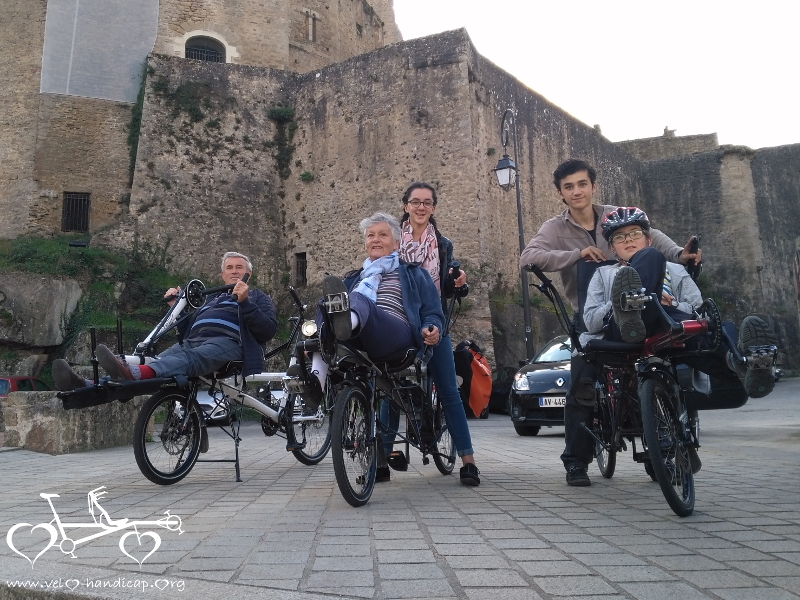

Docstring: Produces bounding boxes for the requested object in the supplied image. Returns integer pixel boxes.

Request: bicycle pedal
[620,289,649,311]
[745,345,777,370]
[285,441,306,451]
[323,291,349,313]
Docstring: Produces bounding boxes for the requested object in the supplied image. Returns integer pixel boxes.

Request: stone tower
[0,0,401,240]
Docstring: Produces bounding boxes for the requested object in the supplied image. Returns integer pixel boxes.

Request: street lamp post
[494,108,535,361]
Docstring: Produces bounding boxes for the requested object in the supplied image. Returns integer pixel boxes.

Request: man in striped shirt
[53,252,277,389]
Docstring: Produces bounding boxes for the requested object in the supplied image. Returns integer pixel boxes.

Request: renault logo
[556,377,565,387]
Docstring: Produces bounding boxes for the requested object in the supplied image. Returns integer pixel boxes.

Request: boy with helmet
[585,206,777,400]
[521,160,704,487]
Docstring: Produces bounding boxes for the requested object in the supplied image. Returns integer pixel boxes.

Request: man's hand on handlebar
[678,236,702,266]
[421,325,440,346]
[164,287,181,307]
[231,277,249,303]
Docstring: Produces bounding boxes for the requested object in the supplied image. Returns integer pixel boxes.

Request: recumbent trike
[58,277,331,484]
[526,260,774,517]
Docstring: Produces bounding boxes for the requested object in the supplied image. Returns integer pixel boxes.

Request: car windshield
[533,339,572,363]
[0,380,9,395]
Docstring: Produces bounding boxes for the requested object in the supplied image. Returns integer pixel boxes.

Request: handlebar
[288,286,303,309]
[201,272,250,296]
[164,272,251,303]
[686,235,702,281]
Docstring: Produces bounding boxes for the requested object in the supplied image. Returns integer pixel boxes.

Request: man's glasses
[610,229,645,244]
[407,200,434,208]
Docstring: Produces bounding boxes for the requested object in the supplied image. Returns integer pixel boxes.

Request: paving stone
[518,560,591,576]
[453,569,528,587]
[534,575,619,596]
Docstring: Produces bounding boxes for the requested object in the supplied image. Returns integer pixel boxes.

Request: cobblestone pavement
[2,379,799,600]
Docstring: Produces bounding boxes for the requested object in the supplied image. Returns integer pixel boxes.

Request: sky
[393,0,798,150]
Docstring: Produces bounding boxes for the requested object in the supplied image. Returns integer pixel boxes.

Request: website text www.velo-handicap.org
[6,577,185,592]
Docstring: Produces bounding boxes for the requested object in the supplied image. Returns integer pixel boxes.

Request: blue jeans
[149,338,243,378]
[381,334,474,457]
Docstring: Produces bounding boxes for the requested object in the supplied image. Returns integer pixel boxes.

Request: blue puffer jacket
[343,261,445,350]
[179,288,277,377]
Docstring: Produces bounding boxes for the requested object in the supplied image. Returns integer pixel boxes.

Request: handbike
[290,267,469,507]
[58,279,331,484]
[526,263,726,517]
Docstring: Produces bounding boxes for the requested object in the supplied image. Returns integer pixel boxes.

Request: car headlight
[513,373,530,391]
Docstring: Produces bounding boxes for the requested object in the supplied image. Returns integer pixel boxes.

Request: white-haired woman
[301,212,480,486]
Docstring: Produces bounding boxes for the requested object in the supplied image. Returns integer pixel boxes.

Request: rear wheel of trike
[133,390,201,485]
[431,390,455,475]
[331,385,376,507]
[640,377,695,517]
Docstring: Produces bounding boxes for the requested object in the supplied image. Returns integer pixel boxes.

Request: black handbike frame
[526,263,724,517]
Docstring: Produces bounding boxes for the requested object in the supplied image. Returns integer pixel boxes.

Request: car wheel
[513,423,540,436]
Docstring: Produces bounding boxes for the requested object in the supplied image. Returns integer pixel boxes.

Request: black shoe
[566,465,591,487]
[460,463,481,486]
[387,451,408,472]
[376,466,391,483]
[738,316,778,398]
[199,427,209,453]
[322,276,352,341]
[611,266,646,343]
[95,344,134,381]
[52,359,88,391]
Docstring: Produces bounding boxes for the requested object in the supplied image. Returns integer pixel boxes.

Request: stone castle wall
[0,0,47,240]
[638,146,800,366]
[26,95,132,236]
[154,0,401,73]
[618,133,719,161]
[93,58,294,294]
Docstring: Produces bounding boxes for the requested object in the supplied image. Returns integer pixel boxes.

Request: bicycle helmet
[601,207,651,242]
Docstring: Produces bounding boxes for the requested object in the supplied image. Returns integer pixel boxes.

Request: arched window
[185,37,225,63]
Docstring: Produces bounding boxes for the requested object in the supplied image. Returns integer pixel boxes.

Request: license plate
[539,397,566,407]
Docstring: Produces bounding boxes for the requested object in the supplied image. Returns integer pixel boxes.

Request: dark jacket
[343,261,444,350]
[179,288,277,377]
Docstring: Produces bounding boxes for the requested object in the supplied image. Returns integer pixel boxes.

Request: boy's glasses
[610,229,645,244]
[407,200,434,208]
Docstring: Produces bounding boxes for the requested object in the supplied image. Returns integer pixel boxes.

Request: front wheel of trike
[331,385,376,507]
[133,390,202,485]
[639,377,695,517]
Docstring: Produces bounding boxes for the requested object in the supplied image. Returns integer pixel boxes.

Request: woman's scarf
[354,251,400,302]
[400,221,440,292]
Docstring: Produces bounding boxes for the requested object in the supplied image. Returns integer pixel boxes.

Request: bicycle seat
[212,361,243,379]
[583,339,644,367]
[584,339,644,353]
[380,349,418,374]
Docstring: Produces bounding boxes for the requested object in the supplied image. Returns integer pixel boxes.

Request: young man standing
[519,159,701,486]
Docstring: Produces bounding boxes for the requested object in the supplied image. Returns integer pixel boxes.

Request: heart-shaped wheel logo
[118,531,161,566]
[6,523,58,567]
